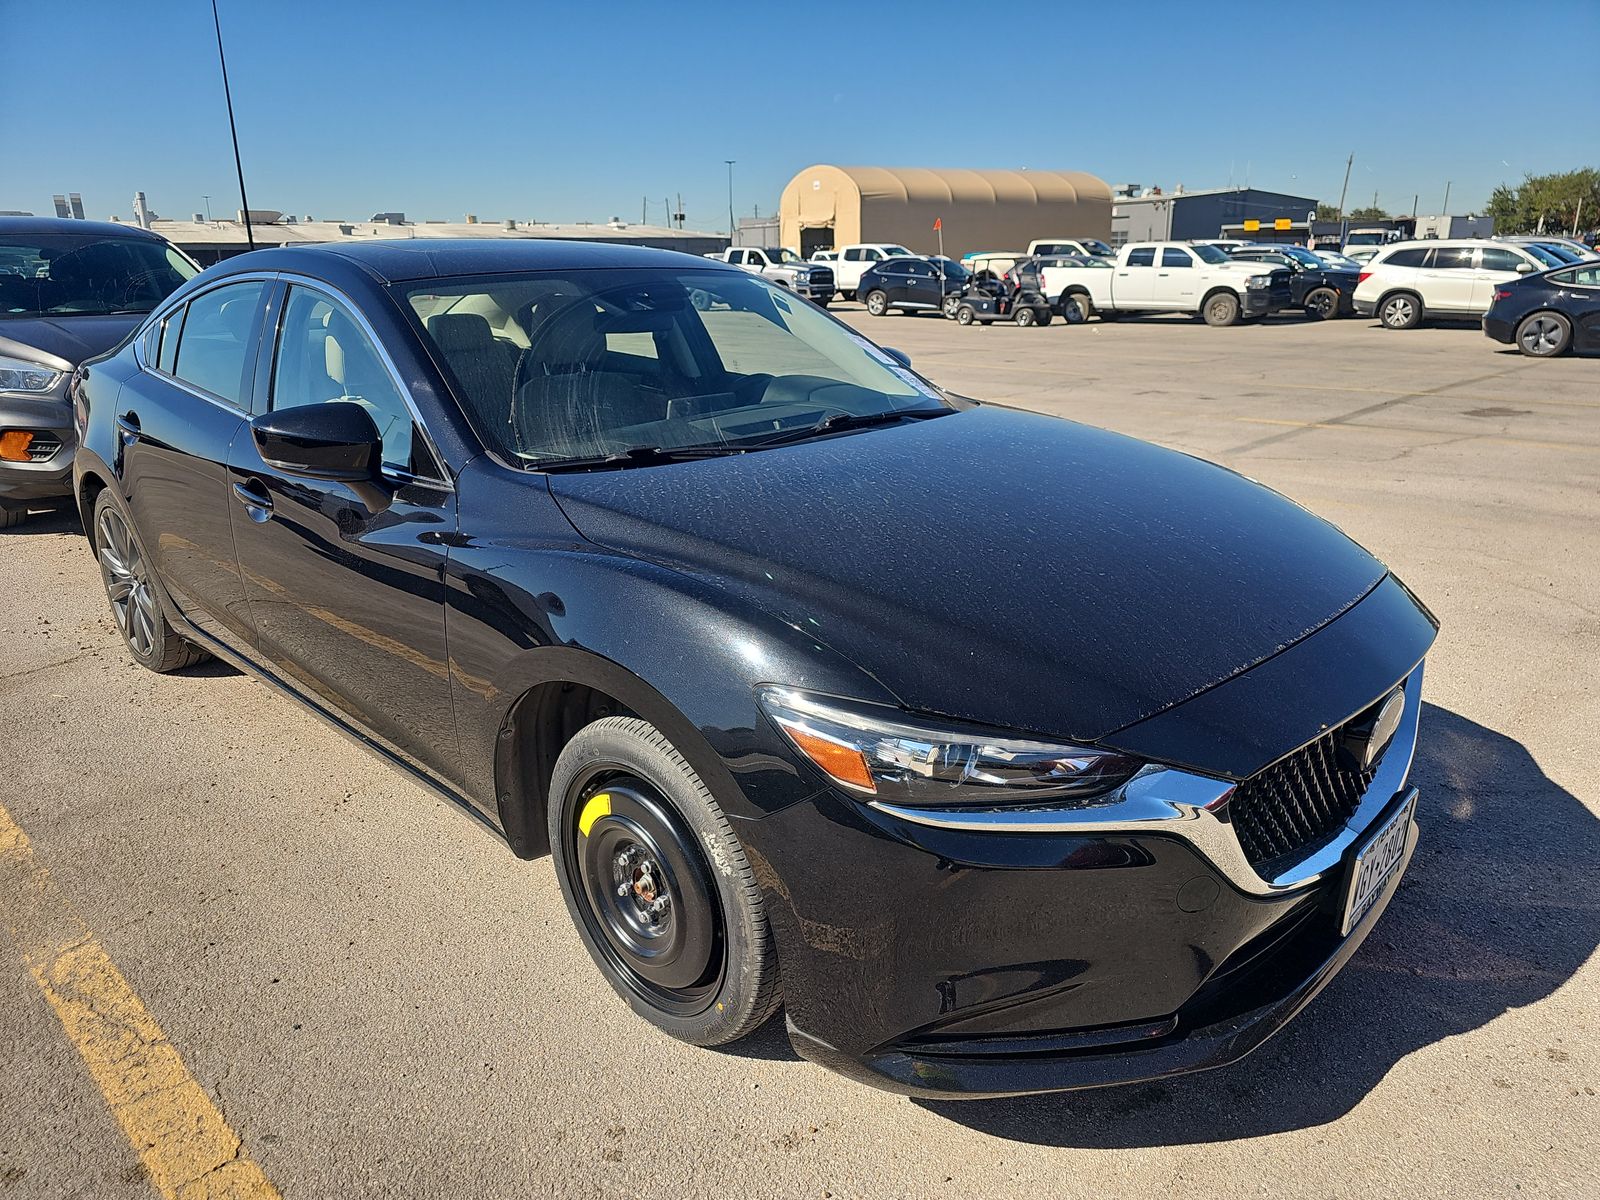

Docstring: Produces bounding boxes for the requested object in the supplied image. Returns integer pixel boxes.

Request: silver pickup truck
[707,247,835,306]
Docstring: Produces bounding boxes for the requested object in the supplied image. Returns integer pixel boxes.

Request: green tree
[1315,203,1343,221]
[1483,168,1599,234]
[1346,205,1389,222]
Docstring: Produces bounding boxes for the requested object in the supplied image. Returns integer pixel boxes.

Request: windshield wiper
[532,444,751,473]
[748,407,952,449]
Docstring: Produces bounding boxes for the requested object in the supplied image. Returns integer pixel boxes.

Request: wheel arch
[492,646,748,861]
[1200,285,1242,310]
[76,468,110,546]
[1376,287,1424,316]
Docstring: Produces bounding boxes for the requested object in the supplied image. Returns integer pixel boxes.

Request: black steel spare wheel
[548,717,781,1045]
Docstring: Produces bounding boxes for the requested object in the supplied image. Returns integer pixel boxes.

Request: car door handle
[231,479,273,521]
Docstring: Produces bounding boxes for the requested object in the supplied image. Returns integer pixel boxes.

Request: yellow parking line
[0,801,281,1200]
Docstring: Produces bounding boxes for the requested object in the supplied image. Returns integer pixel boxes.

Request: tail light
[1357,271,1372,284]
[1494,288,1513,301]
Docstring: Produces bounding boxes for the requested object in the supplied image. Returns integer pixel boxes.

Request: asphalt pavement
[1,311,1595,1198]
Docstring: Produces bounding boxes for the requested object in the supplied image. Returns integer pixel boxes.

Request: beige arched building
[779,165,1112,259]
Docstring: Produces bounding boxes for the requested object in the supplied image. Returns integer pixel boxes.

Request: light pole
[202,194,212,222]
[725,160,736,242]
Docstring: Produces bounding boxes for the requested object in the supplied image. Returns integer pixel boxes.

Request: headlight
[0,354,64,394]
[1246,274,1271,289]
[758,687,1141,807]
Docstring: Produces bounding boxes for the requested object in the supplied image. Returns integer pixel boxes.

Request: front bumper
[1241,288,1291,317]
[0,394,75,505]
[751,657,1425,1098]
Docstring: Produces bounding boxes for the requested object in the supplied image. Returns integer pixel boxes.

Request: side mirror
[883,347,912,369]
[1515,262,1535,274]
[251,401,381,482]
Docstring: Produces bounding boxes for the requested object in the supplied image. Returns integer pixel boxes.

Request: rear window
[1383,248,1429,268]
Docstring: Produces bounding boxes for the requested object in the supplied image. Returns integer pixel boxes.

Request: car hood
[548,405,1387,743]
[0,314,144,370]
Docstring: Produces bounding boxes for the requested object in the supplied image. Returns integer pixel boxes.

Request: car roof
[203,238,739,284]
[0,215,170,242]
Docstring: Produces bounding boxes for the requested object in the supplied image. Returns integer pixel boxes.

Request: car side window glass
[843,248,863,261]
[1127,248,1155,267]
[157,307,184,374]
[171,281,264,405]
[1385,248,1428,268]
[1567,266,1600,287]
[866,249,883,261]
[1161,248,1192,268]
[1479,248,1526,273]
[1431,248,1474,270]
[272,286,418,474]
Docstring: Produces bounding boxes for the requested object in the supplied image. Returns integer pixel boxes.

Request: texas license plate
[1340,789,1417,936]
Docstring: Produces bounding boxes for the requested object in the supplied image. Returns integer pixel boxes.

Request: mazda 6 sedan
[72,241,1438,1098]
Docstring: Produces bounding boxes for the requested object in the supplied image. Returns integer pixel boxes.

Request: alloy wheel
[1518,315,1567,356]
[97,506,158,659]
[1383,297,1414,327]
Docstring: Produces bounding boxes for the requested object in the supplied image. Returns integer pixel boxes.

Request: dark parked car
[1,218,197,527]
[857,256,968,317]
[1483,261,1600,357]
[1226,244,1361,319]
[74,241,1437,1098]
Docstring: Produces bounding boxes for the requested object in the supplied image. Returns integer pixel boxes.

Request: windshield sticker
[847,333,896,364]
[888,365,942,398]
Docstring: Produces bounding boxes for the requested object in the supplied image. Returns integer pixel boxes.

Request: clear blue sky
[3,0,1596,230]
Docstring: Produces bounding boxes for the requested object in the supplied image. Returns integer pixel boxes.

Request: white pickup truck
[827,243,915,300]
[709,247,835,305]
[1027,236,1115,260]
[1042,241,1292,325]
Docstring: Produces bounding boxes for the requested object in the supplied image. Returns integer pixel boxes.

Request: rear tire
[547,717,781,1047]
[1202,292,1240,327]
[1064,292,1092,321]
[864,290,888,317]
[91,490,209,673]
[1014,306,1037,327]
[1379,292,1422,330]
[1515,311,1572,357]
[955,305,976,326]
[1304,287,1340,320]
[0,505,25,530]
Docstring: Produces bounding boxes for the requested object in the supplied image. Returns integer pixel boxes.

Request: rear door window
[1161,248,1193,268]
[170,281,266,406]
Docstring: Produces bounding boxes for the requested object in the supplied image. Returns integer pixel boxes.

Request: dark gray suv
[1,217,197,527]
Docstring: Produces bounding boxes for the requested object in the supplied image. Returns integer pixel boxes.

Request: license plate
[1340,789,1417,936]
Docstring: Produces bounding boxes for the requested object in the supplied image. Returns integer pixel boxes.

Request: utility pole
[642,196,647,225]
[1412,195,1418,220]
[676,193,683,230]
[725,160,736,242]
[1335,152,1354,221]
[1441,180,1452,216]
[202,194,212,222]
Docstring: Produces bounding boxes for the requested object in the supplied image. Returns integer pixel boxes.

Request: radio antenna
[211,0,255,250]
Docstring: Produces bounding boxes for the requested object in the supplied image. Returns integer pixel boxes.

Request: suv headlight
[758,687,1141,807]
[0,354,64,394]
[1246,274,1271,288]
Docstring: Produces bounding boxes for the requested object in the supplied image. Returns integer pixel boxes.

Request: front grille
[26,432,63,462]
[1228,725,1380,870]
[809,266,835,288]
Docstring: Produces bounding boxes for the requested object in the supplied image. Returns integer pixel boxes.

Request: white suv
[1353,240,1546,329]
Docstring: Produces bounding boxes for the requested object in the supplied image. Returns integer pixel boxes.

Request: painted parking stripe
[0,800,281,1200]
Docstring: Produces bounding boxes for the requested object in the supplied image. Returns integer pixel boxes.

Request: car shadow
[1,500,81,535]
[913,703,1598,1145]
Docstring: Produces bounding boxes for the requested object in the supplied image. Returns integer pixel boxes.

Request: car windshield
[933,259,969,280]
[402,268,951,468]
[1191,244,1230,264]
[1519,243,1565,267]
[881,245,913,257]
[0,233,197,318]
[1272,247,1324,268]
[1080,239,1113,256]
[770,248,804,264]
[1528,243,1578,263]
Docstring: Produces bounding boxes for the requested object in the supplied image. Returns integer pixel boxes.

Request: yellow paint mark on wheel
[578,793,612,837]
[0,801,281,1200]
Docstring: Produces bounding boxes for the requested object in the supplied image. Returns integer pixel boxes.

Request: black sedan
[1,217,197,527]
[1227,244,1361,319]
[72,241,1437,1098]
[856,256,968,317]
[1483,261,1600,357]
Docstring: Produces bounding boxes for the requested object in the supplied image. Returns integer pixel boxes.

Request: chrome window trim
[869,661,1426,899]
[270,273,453,490]
[132,272,278,416]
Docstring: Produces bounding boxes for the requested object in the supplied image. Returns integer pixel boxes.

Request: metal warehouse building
[780,166,1112,259]
[1111,186,1319,245]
